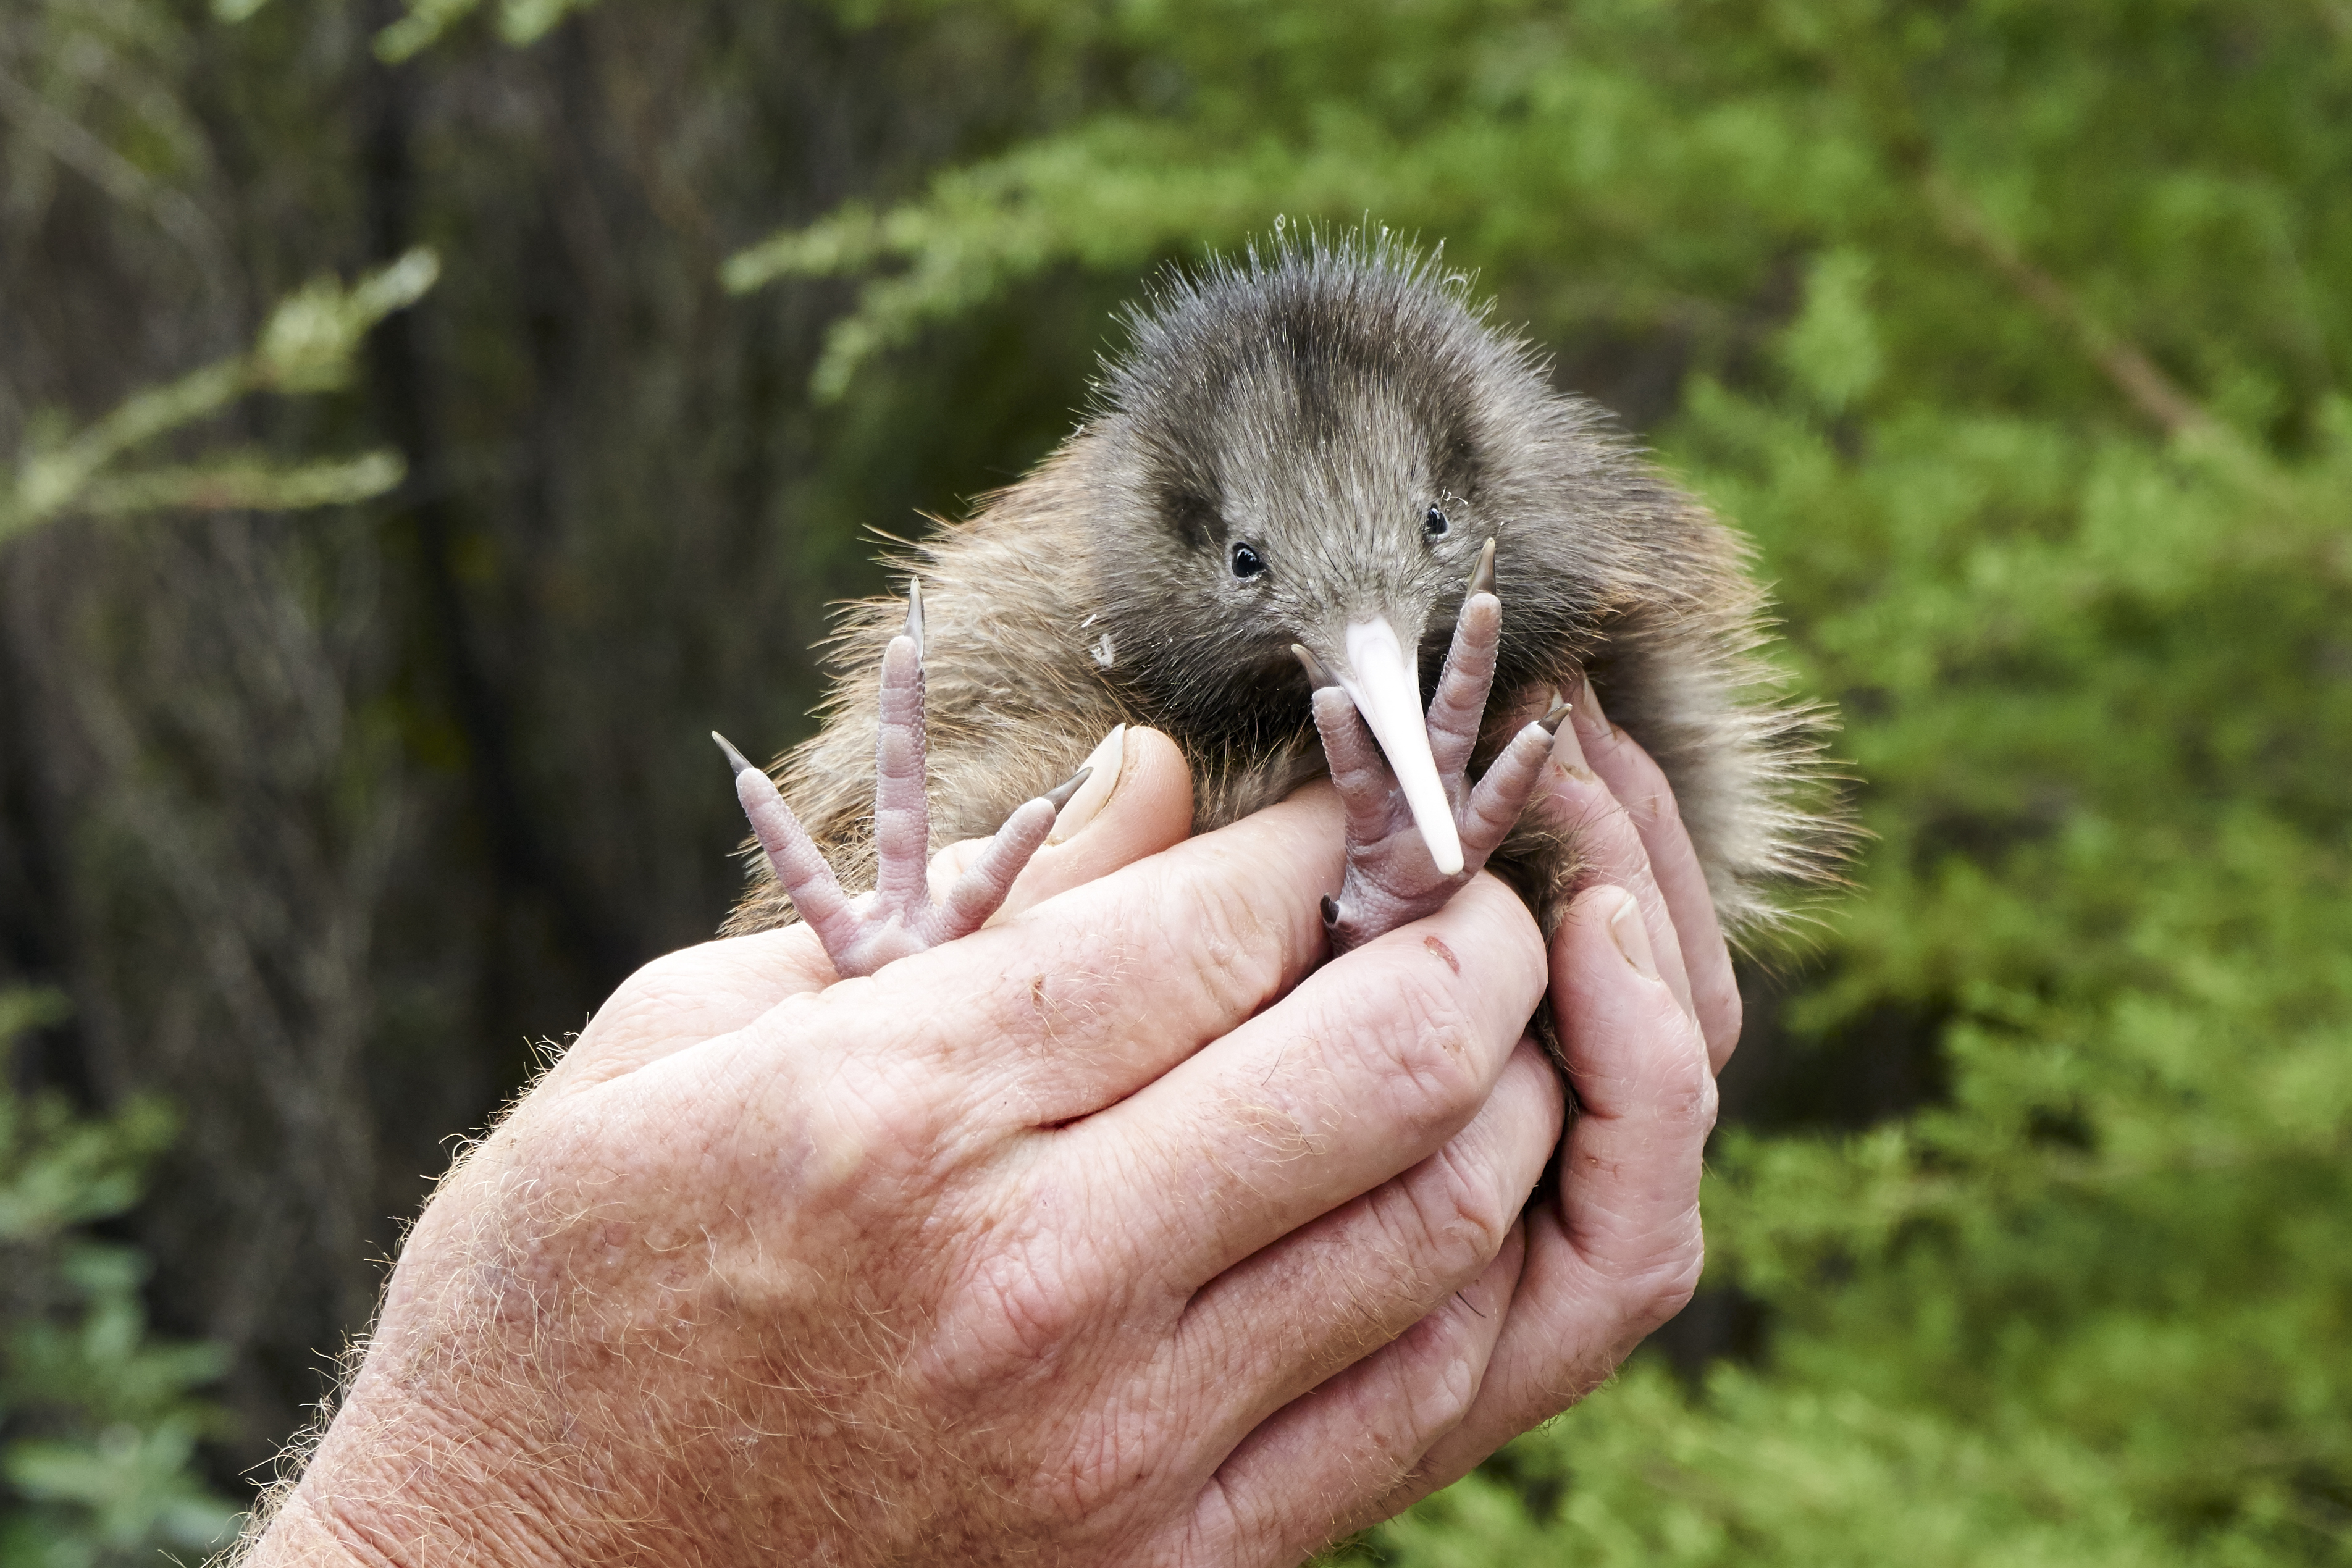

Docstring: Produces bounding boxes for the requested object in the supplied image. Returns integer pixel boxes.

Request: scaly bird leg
[1304,540,1565,954]
[716,581,1089,978]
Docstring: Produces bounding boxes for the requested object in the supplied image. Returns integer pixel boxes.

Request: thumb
[926,725,1195,921]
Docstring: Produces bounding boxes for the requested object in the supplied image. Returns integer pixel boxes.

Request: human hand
[241,713,1721,1567]
[1340,676,1729,1514]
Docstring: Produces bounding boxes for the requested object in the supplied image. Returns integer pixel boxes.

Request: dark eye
[1424,506,1450,538]
[1230,542,1267,580]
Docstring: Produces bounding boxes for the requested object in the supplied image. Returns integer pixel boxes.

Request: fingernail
[1547,689,1597,781]
[1573,672,1611,741]
[1047,723,1126,843]
[1606,888,1660,980]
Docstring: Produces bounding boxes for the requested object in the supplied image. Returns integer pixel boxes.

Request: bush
[0,990,238,1568]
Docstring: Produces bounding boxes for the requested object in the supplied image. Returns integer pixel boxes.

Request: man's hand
[243,716,1722,1567]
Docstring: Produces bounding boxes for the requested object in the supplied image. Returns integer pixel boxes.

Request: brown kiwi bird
[715,232,1841,975]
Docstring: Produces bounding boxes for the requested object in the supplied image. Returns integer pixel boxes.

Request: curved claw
[1468,536,1497,597]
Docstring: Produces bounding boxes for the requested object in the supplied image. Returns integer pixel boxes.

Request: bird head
[1084,233,1619,875]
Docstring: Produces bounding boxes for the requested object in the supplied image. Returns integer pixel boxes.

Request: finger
[1171,1040,1560,1444]
[1173,1225,1524,1567]
[1402,884,1714,1490]
[1078,874,1546,1291]
[924,726,1194,921]
[552,924,838,1091]
[1571,673,1742,1067]
[1535,705,1697,1024]
[744,783,1352,1121]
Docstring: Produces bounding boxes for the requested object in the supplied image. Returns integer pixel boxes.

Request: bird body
[725,236,1839,947]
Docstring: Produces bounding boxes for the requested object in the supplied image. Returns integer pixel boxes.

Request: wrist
[238,1378,572,1568]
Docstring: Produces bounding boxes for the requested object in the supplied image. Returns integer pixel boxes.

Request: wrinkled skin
[242,702,1734,1568]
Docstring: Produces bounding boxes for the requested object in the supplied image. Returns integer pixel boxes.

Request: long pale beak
[1337,616,1463,876]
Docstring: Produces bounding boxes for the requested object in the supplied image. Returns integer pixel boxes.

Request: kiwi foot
[715,582,1088,978]
[1303,544,1564,955]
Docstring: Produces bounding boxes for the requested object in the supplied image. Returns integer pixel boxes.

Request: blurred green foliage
[726,0,2351,1560]
[0,251,435,543]
[0,991,237,1567]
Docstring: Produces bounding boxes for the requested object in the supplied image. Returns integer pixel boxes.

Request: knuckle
[1164,859,1292,1020]
[1586,1207,1707,1333]
[1348,965,1488,1139]
[1620,1236,1707,1333]
[1399,1144,1515,1283]
[1631,1008,1721,1137]
[1397,1307,1486,1439]
[1172,1483,1251,1568]
[1055,1391,1158,1518]
[592,949,705,1029]
[1670,1047,1721,1136]
[843,1049,952,1147]
[954,1226,1092,1372]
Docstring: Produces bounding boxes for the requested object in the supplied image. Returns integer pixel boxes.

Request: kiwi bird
[716,233,1839,973]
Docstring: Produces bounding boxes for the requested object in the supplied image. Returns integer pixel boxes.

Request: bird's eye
[1230,543,1267,580]
[1424,506,1450,538]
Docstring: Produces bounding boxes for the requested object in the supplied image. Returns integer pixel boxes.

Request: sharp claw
[1040,765,1093,813]
[1537,700,1571,736]
[712,731,757,778]
[1468,537,1497,599]
[1293,644,1340,690]
[1321,894,1342,928]
[904,578,925,655]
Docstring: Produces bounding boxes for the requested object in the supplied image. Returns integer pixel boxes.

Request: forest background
[1,0,2346,1563]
